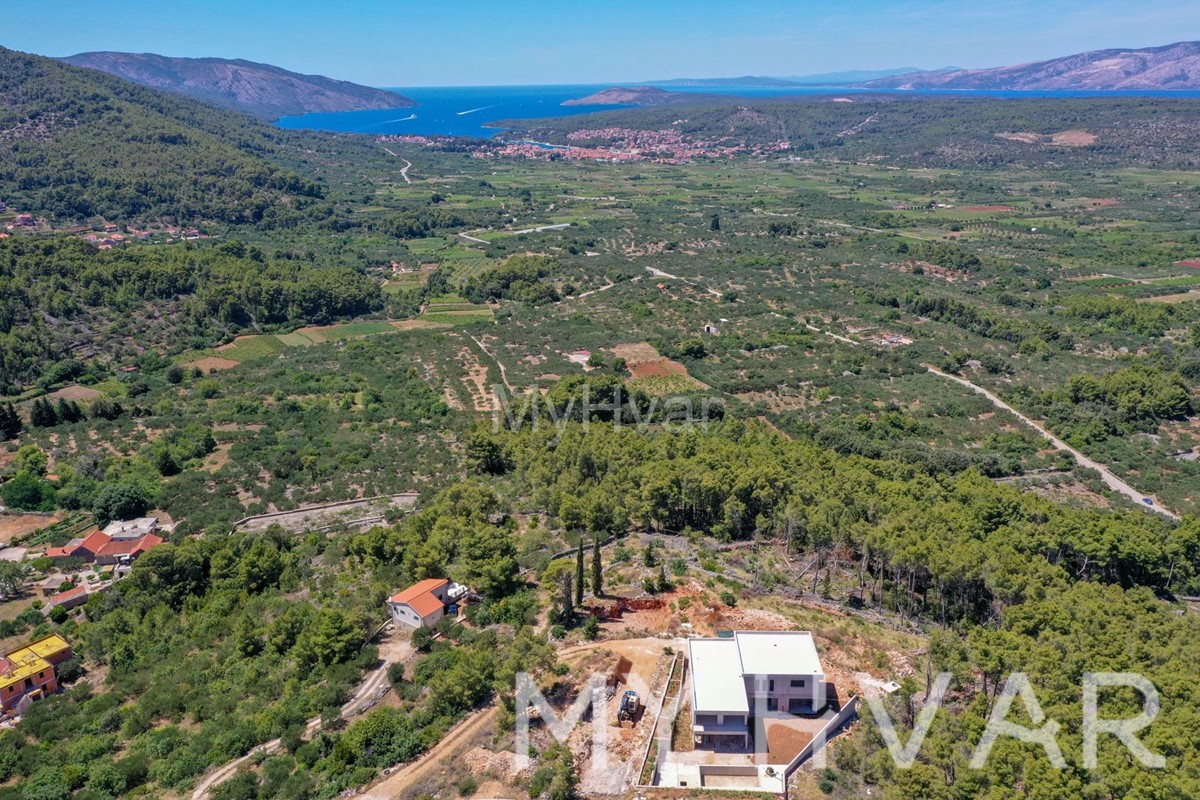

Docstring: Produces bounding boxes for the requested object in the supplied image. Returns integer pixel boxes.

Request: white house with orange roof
[387,578,467,629]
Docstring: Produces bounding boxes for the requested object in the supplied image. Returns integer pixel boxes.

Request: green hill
[0,46,325,224]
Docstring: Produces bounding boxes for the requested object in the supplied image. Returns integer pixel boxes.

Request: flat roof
[0,635,70,691]
[689,638,749,715]
[734,631,824,678]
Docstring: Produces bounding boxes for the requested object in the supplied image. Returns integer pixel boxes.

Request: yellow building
[0,634,73,713]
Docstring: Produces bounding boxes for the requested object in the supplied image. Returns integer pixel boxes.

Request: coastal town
[379,126,793,165]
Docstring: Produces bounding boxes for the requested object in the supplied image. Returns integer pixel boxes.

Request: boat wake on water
[367,113,417,127]
[456,105,495,116]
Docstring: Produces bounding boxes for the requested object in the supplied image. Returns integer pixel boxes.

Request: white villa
[688,631,827,749]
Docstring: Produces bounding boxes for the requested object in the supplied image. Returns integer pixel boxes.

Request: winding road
[380,147,413,184]
[925,366,1179,520]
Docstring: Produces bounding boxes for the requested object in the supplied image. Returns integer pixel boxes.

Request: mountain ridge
[61,51,415,120]
[862,41,1200,91]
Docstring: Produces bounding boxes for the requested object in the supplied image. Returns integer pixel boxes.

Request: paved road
[925,366,1179,520]
[510,222,571,235]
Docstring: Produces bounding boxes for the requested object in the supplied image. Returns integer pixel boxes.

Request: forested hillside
[0,47,327,223]
[0,237,383,394]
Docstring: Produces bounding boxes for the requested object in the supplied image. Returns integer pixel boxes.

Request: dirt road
[358,639,640,800]
[381,147,413,184]
[358,706,498,800]
[467,334,512,395]
[191,633,415,800]
[925,366,1179,519]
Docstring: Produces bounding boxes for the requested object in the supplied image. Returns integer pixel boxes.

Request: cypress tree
[575,538,585,606]
[559,572,574,625]
[592,535,603,598]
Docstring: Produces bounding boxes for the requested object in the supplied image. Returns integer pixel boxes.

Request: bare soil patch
[1050,129,1097,146]
[43,385,102,402]
[610,342,662,365]
[995,130,1096,147]
[390,319,448,331]
[627,358,709,390]
[203,443,233,473]
[1139,292,1200,304]
[456,346,497,412]
[628,359,688,380]
[0,512,62,546]
[996,131,1044,144]
[964,205,1016,212]
[185,356,239,372]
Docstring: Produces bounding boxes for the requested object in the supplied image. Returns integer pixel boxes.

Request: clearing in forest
[456,346,497,412]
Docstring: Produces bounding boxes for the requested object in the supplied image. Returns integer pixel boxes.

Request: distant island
[60,52,415,120]
[861,41,1200,91]
[562,86,720,107]
[647,69,926,87]
[647,75,805,88]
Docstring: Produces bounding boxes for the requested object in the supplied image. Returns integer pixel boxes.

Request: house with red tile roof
[42,585,92,615]
[45,529,112,562]
[94,534,163,566]
[386,578,467,629]
[45,528,163,569]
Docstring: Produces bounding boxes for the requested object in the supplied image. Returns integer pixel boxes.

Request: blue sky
[5,0,1198,86]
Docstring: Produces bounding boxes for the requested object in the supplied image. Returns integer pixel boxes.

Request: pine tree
[592,535,603,598]
[55,398,81,423]
[575,538,585,606]
[30,398,58,428]
[0,404,20,440]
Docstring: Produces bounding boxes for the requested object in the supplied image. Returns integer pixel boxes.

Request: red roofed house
[42,585,92,616]
[45,528,163,570]
[46,529,112,562]
[95,534,163,566]
[387,578,466,629]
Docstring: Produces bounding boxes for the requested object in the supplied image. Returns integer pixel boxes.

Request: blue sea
[274,84,880,137]
[275,84,1200,138]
